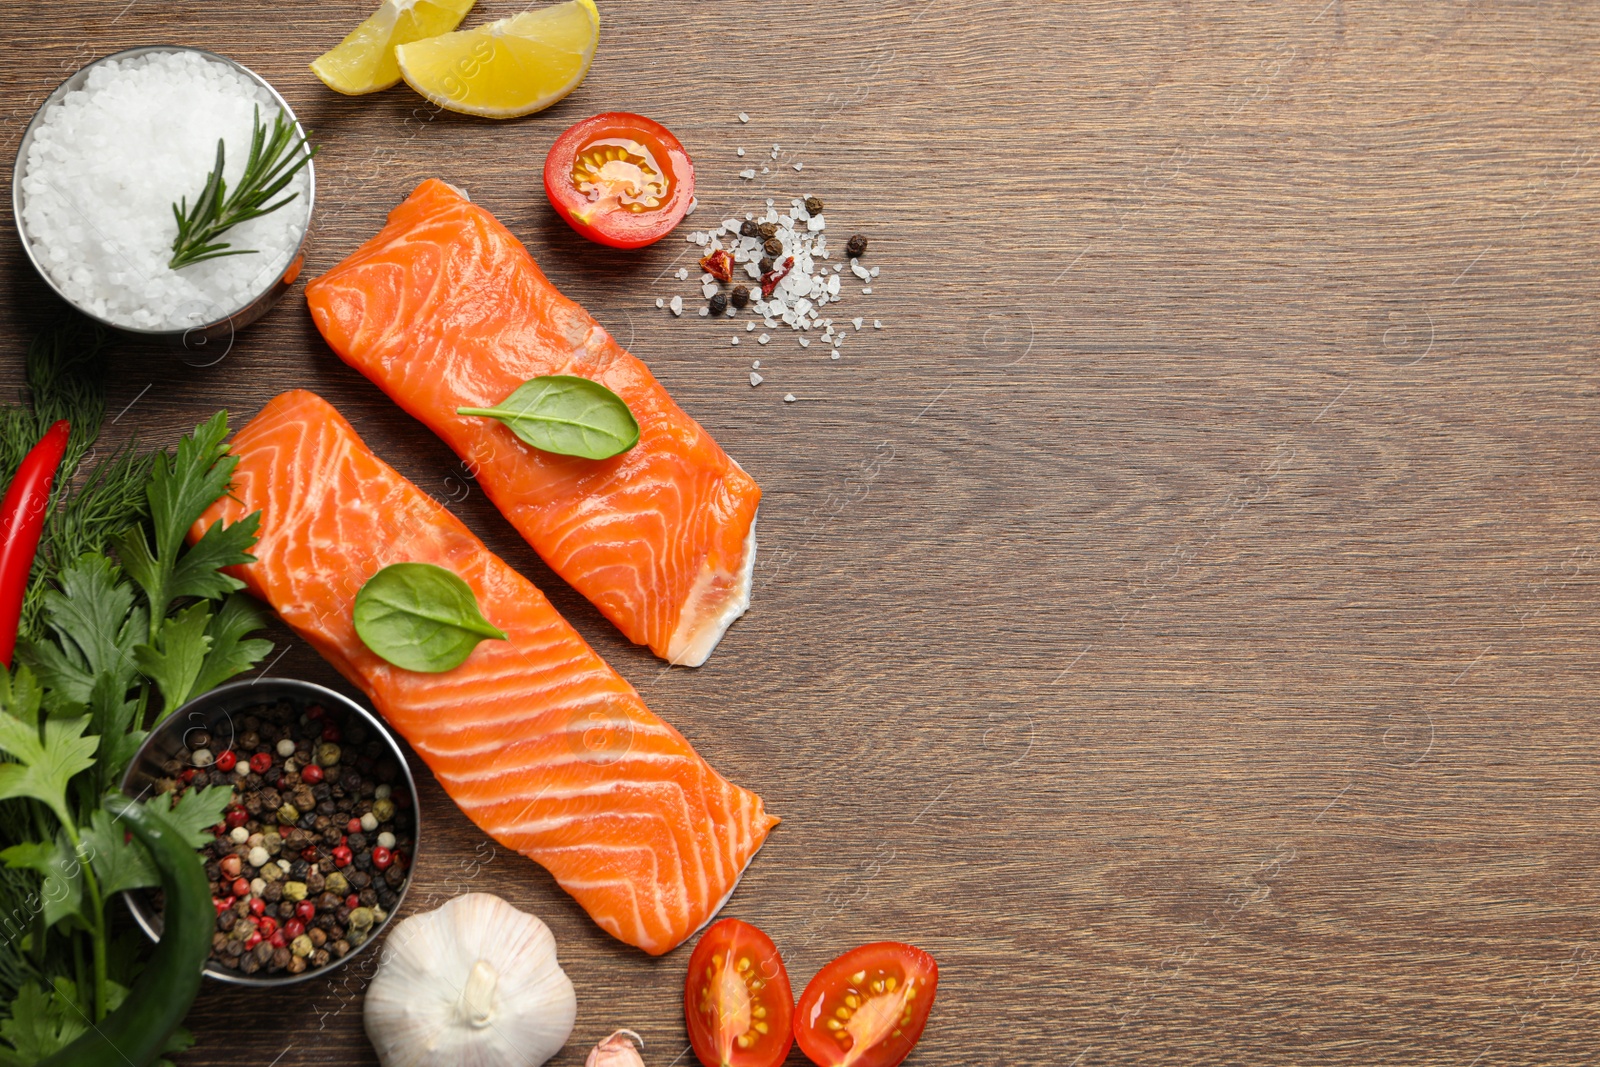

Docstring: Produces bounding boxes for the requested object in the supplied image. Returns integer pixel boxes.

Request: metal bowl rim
[118,676,420,989]
[10,44,316,338]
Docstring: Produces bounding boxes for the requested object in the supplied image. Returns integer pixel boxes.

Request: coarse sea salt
[19,51,311,331]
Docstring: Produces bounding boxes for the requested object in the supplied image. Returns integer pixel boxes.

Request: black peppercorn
[730,285,750,309]
[759,256,775,274]
[805,196,824,215]
[708,292,728,316]
[740,220,760,237]
[846,234,869,258]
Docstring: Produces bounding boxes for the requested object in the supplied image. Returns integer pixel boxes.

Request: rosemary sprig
[168,105,316,270]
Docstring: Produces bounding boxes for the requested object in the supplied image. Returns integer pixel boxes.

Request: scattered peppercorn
[154,697,413,978]
[762,237,783,257]
[730,285,750,309]
[759,255,775,274]
[739,220,760,237]
[757,222,778,240]
[708,292,728,316]
[846,234,869,258]
[805,196,824,215]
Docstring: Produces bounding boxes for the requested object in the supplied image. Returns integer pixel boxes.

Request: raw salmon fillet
[305,179,761,666]
[193,390,778,955]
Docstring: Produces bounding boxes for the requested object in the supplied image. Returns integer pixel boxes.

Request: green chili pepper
[40,796,210,1067]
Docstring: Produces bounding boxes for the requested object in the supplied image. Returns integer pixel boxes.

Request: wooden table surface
[5,2,1600,1064]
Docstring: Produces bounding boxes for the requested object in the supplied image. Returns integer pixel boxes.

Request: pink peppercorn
[332,845,353,867]
[300,763,324,785]
[346,818,362,835]
[249,898,266,917]
[249,752,273,775]
[214,749,237,772]
[295,901,316,922]
[269,930,287,949]
[284,919,305,940]
[231,877,251,898]
[245,932,263,951]
[371,847,393,870]
[219,855,242,879]
[346,895,360,910]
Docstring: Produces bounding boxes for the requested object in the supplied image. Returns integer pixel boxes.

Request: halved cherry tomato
[544,112,696,249]
[794,942,938,1067]
[685,918,794,1067]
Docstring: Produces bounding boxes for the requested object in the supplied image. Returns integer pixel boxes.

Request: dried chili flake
[759,256,795,298]
[698,249,733,283]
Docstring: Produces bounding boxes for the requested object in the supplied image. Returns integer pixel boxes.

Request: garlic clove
[364,893,577,1067]
[586,1030,646,1067]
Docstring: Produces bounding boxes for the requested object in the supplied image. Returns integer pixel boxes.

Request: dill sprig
[168,105,316,270]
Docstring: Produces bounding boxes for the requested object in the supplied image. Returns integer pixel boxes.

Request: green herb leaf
[169,106,316,270]
[0,708,97,833]
[0,980,89,1062]
[133,603,214,718]
[353,563,508,673]
[81,809,158,898]
[20,554,143,708]
[150,786,235,849]
[86,671,142,794]
[191,593,273,697]
[0,832,88,930]
[457,375,640,460]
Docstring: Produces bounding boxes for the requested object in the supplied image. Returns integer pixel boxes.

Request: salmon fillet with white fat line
[192,389,778,955]
[305,179,761,666]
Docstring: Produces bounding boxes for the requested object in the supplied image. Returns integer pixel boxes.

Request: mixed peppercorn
[156,699,414,977]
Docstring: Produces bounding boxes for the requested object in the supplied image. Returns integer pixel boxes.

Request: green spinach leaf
[457,375,639,460]
[353,563,507,673]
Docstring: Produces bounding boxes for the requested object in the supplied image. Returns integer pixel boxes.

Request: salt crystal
[750,371,763,385]
[851,261,869,279]
[758,333,770,344]
[808,215,825,231]
[853,317,863,330]
[827,275,841,296]
[676,268,688,280]
[761,166,769,174]
[746,321,756,332]
[721,219,740,232]
[738,112,750,123]
[873,320,883,329]
[732,336,740,346]
[736,147,745,156]
[669,295,683,316]
[862,287,872,294]
[798,337,810,348]
[739,169,756,180]
[784,394,797,403]
[752,360,760,369]
[698,307,709,317]
[870,266,880,277]
[772,144,781,157]
[794,162,804,171]
[702,281,718,298]
[831,351,840,360]
[655,297,664,308]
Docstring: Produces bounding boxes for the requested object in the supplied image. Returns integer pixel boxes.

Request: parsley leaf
[191,593,273,698]
[81,809,157,898]
[19,554,143,710]
[0,702,97,833]
[151,786,234,849]
[0,980,89,1064]
[132,603,213,717]
[0,832,88,930]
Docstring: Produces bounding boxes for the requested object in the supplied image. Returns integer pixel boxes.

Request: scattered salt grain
[738,112,750,123]
[758,333,770,345]
[873,320,883,329]
[731,336,740,345]
[784,394,797,403]
[862,287,872,294]
[19,50,312,331]
[676,267,688,280]
[852,318,863,330]
[736,147,745,156]
[750,371,763,385]
[831,351,840,360]
[752,360,760,369]
[870,266,880,277]
[798,337,810,348]
[669,295,683,316]
[761,166,770,174]
[771,145,781,158]
[794,162,804,171]
[655,297,664,308]
[701,281,718,299]
[739,169,756,180]
[746,321,756,332]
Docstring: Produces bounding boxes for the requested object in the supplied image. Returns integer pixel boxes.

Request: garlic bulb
[364,893,577,1067]
[586,1030,646,1067]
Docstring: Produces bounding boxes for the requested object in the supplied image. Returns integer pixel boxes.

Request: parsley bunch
[0,323,272,1063]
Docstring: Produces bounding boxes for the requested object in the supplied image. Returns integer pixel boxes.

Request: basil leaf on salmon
[354,562,507,672]
[457,375,639,461]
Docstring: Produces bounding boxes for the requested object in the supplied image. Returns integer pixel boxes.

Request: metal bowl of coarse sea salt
[12,46,314,349]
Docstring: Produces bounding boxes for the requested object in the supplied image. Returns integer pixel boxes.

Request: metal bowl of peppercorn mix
[119,677,420,988]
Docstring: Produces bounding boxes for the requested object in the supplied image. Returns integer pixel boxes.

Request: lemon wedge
[311,0,477,95]
[396,0,600,119]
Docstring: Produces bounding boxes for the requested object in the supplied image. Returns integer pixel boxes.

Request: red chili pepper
[0,420,70,668]
[699,249,733,283]
[759,256,794,298]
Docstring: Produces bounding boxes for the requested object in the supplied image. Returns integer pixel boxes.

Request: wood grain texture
[3,1,1599,1063]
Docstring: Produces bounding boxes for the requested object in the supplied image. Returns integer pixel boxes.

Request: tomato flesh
[544,112,695,249]
[685,919,795,1067]
[795,943,938,1067]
